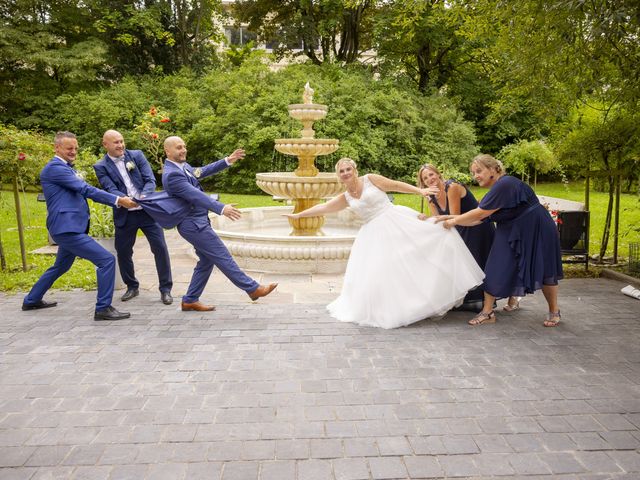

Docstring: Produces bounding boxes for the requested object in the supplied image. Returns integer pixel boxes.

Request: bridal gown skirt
[327,205,485,329]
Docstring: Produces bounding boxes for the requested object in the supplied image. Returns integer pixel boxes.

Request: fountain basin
[288,104,328,122]
[210,206,361,273]
[256,172,345,199]
[274,138,339,157]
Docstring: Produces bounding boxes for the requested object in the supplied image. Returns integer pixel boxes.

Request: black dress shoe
[161,292,173,305]
[121,288,139,302]
[22,300,58,311]
[94,306,131,321]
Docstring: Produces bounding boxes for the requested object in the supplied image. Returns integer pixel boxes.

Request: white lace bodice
[344,175,393,223]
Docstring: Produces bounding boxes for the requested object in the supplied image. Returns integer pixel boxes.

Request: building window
[224,26,257,46]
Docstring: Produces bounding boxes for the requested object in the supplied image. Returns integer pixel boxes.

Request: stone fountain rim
[287,103,328,110]
[274,138,339,144]
[256,172,342,182]
[212,206,356,242]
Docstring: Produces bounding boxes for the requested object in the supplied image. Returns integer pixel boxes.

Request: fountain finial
[303,82,314,104]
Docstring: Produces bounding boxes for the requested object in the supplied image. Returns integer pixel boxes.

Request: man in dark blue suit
[162,136,277,311]
[93,130,173,305]
[23,132,137,320]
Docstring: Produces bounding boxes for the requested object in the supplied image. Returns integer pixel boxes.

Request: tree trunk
[0,230,6,271]
[337,2,368,63]
[13,177,28,271]
[598,174,614,260]
[416,45,431,93]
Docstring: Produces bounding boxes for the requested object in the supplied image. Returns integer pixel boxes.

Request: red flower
[18,152,26,161]
[556,218,563,225]
[160,118,170,123]
[152,133,159,139]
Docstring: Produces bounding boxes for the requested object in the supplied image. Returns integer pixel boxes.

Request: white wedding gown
[327,175,485,329]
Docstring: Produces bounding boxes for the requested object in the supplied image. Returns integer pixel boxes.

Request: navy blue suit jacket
[161,159,228,226]
[93,150,156,228]
[41,157,118,236]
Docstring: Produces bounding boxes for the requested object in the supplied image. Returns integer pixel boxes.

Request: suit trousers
[24,232,115,311]
[177,218,258,303]
[115,210,172,292]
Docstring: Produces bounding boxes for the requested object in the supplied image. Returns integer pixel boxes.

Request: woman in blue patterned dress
[436,155,563,327]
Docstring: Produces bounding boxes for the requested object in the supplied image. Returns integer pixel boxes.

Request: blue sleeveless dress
[429,180,495,305]
[479,176,563,298]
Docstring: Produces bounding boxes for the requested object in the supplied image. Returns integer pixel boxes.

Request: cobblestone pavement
[2,254,640,478]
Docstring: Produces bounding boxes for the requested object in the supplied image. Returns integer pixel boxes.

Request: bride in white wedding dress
[285,158,485,329]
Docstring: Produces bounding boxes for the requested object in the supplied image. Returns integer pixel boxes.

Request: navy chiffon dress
[429,180,495,305]
[479,176,563,298]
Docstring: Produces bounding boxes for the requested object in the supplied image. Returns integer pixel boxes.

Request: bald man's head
[102,130,125,157]
[164,136,187,163]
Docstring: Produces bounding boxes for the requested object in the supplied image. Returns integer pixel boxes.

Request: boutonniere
[194,167,202,178]
[126,161,136,171]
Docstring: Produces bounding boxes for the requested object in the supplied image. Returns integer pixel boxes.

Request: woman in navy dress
[418,164,495,312]
[436,154,563,327]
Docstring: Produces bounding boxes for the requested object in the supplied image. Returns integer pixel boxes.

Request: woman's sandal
[543,311,561,327]
[468,310,496,326]
[503,296,521,312]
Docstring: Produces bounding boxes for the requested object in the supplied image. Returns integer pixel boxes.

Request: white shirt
[109,155,142,211]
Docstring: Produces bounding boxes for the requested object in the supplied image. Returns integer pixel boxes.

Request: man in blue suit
[93,130,173,305]
[162,136,277,311]
[22,131,138,321]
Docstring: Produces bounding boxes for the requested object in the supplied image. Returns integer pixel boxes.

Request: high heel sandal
[468,310,496,326]
[543,311,561,327]
[503,296,521,312]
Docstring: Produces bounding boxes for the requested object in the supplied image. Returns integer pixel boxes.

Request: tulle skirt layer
[327,206,485,329]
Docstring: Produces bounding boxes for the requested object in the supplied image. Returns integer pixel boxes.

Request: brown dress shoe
[249,283,278,301]
[181,301,216,312]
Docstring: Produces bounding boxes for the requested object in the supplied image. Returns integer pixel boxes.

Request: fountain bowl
[256,172,345,199]
[274,138,339,157]
[287,104,328,122]
[210,206,361,274]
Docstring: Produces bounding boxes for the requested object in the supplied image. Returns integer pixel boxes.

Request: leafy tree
[373,0,469,93]
[0,124,51,271]
[498,139,558,188]
[554,104,640,260]
[232,0,375,64]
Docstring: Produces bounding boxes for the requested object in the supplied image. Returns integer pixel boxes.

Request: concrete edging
[600,268,640,287]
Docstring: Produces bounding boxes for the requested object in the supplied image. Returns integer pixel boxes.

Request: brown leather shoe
[181,301,216,312]
[249,283,278,301]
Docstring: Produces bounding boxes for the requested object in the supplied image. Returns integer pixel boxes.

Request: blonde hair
[417,163,442,188]
[471,154,504,174]
[335,157,358,175]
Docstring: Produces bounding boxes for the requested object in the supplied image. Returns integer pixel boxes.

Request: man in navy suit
[162,136,277,311]
[93,130,173,305]
[22,131,137,321]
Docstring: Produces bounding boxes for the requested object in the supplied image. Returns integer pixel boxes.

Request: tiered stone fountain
[257,83,342,235]
[210,83,361,274]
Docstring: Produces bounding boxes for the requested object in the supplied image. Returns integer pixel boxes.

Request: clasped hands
[117,196,138,209]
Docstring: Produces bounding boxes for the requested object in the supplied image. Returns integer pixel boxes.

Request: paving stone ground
[1,232,640,479]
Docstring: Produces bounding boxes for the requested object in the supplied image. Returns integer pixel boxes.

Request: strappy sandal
[468,310,496,326]
[503,296,521,312]
[543,311,561,327]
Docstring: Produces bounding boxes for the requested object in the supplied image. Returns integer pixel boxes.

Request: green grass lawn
[1,182,638,292]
